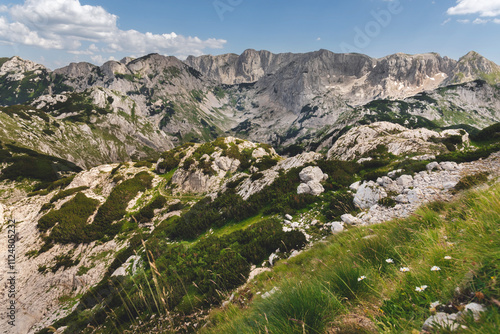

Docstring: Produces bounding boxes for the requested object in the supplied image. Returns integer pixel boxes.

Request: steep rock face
[185,49,298,85]
[327,122,469,161]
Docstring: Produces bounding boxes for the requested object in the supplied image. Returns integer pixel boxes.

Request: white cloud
[441,18,451,25]
[473,18,490,24]
[447,0,500,17]
[316,37,321,41]
[0,0,226,59]
[457,19,471,23]
[494,18,500,23]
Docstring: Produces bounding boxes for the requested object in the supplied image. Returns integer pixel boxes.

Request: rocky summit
[0,48,499,334]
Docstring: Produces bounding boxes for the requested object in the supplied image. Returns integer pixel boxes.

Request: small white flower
[415,285,428,292]
[357,276,366,281]
[431,266,441,271]
[400,267,410,272]
[444,256,452,260]
[385,258,394,263]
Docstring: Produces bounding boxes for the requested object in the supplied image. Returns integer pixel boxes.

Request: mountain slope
[1,50,500,168]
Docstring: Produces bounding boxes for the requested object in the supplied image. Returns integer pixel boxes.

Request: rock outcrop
[327,122,469,161]
[348,151,500,226]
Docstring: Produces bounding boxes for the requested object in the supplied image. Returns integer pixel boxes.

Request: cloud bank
[0,0,226,61]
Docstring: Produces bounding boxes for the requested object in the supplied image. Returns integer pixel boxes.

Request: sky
[0,0,499,69]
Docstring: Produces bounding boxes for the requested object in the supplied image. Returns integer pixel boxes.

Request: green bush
[323,191,357,220]
[378,197,397,208]
[132,195,166,224]
[454,172,489,191]
[472,122,500,142]
[50,186,89,203]
[90,171,153,240]
[38,193,100,244]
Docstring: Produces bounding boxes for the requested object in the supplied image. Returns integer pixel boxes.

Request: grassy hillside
[203,184,500,333]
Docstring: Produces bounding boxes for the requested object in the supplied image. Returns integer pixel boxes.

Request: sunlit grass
[202,183,500,333]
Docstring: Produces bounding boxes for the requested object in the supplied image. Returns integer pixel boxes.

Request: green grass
[202,183,500,333]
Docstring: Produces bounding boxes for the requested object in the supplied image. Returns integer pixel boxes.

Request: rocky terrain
[0,120,498,333]
[1,49,500,166]
[1,48,500,333]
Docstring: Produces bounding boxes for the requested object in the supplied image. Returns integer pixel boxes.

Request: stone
[297,181,325,196]
[111,267,127,277]
[299,166,328,183]
[269,253,279,266]
[387,169,403,179]
[396,175,413,189]
[422,312,460,331]
[440,161,459,171]
[426,161,441,171]
[341,214,363,226]
[252,147,268,159]
[349,181,361,191]
[460,303,487,321]
[407,188,424,204]
[331,221,344,233]
[354,181,387,209]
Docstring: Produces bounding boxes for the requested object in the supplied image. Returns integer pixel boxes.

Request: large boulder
[299,166,328,183]
[297,166,327,196]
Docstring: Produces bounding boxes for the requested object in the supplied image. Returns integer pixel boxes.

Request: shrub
[38,192,100,244]
[378,197,397,208]
[133,195,166,224]
[133,161,153,168]
[157,150,181,174]
[472,122,500,142]
[51,254,79,273]
[50,186,89,203]
[323,191,357,220]
[454,172,489,191]
[250,172,264,181]
[90,171,153,241]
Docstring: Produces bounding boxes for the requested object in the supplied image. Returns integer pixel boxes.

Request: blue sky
[0,0,499,69]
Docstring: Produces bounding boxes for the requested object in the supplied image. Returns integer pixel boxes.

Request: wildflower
[358,276,366,281]
[444,256,452,260]
[385,258,394,263]
[415,285,428,292]
[400,267,410,272]
[431,266,441,271]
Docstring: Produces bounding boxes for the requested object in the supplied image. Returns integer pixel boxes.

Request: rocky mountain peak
[0,56,47,80]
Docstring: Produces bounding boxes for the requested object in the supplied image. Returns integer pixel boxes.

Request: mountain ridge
[1,49,500,168]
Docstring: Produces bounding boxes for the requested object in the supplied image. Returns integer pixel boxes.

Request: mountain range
[1,49,499,167]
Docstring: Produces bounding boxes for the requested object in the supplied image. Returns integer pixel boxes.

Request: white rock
[387,169,403,179]
[407,188,424,204]
[252,147,268,159]
[299,166,327,183]
[396,175,413,189]
[269,253,279,266]
[461,303,487,321]
[307,181,325,196]
[426,161,441,171]
[331,221,345,233]
[354,181,387,209]
[349,181,361,191]
[440,161,459,171]
[341,214,363,226]
[111,267,127,277]
[422,312,460,331]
